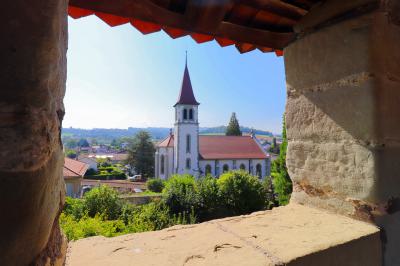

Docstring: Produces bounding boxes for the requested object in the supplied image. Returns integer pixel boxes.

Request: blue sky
[65,16,287,134]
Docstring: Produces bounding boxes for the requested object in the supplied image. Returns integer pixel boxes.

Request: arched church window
[186,158,191,169]
[183,109,188,120]
[240,164,246,170]
[160,155,165,175]
[189,109,193,120]
[186,134,191,153]
[256,163,262,178]
[223,164,229,173]
[205,164,212,175]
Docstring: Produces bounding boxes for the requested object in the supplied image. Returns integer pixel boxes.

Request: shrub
[217,170,266,216]
[127,201,174,232]
[195,176,221,221]
[147,178,165,193]
[83,185,123,220]
[63,197,85,220]
[59,213,128,241]
[163,175,200,215]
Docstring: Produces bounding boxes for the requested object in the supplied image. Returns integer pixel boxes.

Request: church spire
[174,53,200,107]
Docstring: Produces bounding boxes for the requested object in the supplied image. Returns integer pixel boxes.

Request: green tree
[225,112,242,136]
[84,185,122,220]
[65,149,77,159]
[111,138,118,148]
[163,175,200,216]
[64,138,78,149]
[126,131,155,178]
[147,178,165,193]
[271,115,292,205]
[217,170,266,215]
[78,138,90,147]
[196,176,221,221]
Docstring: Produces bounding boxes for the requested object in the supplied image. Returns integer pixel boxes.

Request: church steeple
[174,55,200,107]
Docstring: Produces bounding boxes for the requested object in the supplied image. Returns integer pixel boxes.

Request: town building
[155,62,270,179]
[63,157,89,198]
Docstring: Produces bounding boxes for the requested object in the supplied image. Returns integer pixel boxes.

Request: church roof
[157,134,268,159]
[157,134,174,148]
[174,63,199,107]
[199,135,268,160]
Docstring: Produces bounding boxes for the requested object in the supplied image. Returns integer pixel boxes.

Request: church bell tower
[173,56,200,176]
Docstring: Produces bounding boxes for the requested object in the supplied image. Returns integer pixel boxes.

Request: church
[155,62,270,179]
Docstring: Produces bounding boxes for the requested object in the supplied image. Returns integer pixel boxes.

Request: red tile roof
[157,135,268,159]
[174,63,199,106]
[157,134,174,148]
[199,135,268,159]
[64,157,89,178]
[67,0,315,54]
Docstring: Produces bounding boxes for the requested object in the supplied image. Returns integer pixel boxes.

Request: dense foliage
[61,172,274,241]
[84,165,127,180]
[146,178,165,193]
[126,131,155,178]
[271,115,292,205]
[225,112,242,136]
[162,172,273,222]
[60,186,194,241]
[217,171,266,215]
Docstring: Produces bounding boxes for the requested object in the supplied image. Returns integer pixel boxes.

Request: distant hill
[62,126,275,144]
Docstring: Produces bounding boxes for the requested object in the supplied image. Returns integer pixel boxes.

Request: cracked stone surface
[66,204,380,266]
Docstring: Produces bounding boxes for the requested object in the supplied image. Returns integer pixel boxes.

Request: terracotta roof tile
[64,157,89,177]
[157,135,268,159]
[157,134,174,147]
[199,135,268,159]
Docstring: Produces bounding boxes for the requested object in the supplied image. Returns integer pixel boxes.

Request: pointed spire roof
[174,54,199,107]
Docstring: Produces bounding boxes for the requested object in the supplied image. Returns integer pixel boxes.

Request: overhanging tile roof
[67,0,323,54]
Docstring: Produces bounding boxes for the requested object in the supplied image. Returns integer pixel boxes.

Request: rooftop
[63,157,89,178]
[157,135,268,159]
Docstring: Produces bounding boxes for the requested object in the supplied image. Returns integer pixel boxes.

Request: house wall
[79,157,97,171]
[156,147,174,179]
[65,178,82,198]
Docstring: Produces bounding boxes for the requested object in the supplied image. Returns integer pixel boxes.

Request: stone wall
[284,2,400,265]
[0,0,68,265]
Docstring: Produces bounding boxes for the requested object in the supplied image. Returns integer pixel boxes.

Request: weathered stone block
[284,2,400,265]
[0,0,67,265]
[66,204,381,266]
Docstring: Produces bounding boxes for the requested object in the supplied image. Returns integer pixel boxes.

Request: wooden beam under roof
[69,0,295,49]
[184,0,234,32]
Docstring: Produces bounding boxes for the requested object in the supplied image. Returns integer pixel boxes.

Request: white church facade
[155,62,270,179]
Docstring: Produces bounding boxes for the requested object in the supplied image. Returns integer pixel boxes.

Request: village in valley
[63,61,282,199]
[60,61,287,241]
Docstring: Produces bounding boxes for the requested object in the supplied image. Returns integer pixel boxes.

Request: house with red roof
[155,60,270,179]
[64,157,89,198]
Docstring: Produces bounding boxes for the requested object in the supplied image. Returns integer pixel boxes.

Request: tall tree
[77,138,90,147]
[225,112,242,136]
[271,115,292,205]
[126,131,155,178]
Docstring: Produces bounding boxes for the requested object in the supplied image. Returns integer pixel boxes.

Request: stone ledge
[66,204,381,266]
